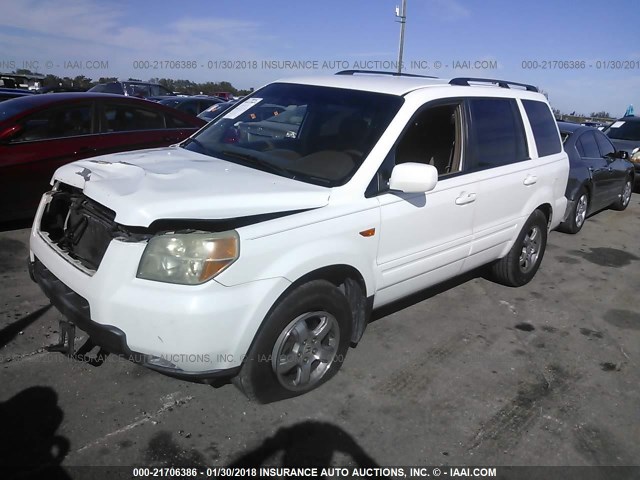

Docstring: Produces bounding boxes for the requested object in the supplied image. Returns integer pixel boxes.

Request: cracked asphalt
[1,197,639,477]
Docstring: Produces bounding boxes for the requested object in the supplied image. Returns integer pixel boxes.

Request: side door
[461,97,537,272]
[373,100,475,306]
[0,101,96,217]
[594,130,626,200]
[575,130,611,209]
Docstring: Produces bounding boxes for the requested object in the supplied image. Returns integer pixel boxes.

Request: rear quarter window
[522,100,562,157]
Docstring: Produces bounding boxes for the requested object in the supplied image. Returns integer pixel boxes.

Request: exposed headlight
[137,231,239,285]
[631,147,640,163]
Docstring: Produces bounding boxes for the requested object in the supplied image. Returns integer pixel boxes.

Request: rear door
[462,97,536,271]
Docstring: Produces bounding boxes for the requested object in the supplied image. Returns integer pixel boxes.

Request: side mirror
[605,150,629,161]
[0,124,23,143]
[389,162,439,193]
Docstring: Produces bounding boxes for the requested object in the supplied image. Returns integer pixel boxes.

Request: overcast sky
[1,0,639,116]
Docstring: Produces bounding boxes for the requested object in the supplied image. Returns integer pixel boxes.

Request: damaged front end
[38,183,149,274]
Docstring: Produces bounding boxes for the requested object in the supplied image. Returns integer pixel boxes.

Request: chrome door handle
[523,175,538,186]
[455,192,476,205]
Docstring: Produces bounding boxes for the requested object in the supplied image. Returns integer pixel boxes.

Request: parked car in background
[0,93,205,221]
[237,105,306,142]
[214,92,234,101]
[158,96,224,116]
[88,81,175,98]
[557,122,634,233]
[602,116,640,183]
[197,101,235,121]
[0,88,35,102]
[36,86,87,94]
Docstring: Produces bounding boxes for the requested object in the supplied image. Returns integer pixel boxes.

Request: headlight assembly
[137,231,239,285]
[631,147,640,164]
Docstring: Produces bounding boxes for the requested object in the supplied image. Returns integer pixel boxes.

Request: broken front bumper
[29,190,291,383]
[29,257,241,383]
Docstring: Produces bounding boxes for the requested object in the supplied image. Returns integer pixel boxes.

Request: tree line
[11,69,253,96]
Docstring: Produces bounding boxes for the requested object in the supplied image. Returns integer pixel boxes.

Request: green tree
[42,74,63,88]
[73,75,93,90]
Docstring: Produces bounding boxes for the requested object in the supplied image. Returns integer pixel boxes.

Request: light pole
[395,0,407,74]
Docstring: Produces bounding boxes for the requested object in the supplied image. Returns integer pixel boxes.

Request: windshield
[604,119,640,141]
[182,82,403,186]
[88,83,123,94]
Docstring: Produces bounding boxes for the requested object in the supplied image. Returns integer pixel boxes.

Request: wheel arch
[283,265,371,344]
[242,264,372,373]
[535,202,553,229]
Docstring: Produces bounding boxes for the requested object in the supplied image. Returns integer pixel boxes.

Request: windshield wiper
[220,150,293,178]
[182,137,213,154]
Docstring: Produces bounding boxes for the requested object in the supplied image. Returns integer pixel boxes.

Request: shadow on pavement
[0,304,51,349]
[0,386,71,479]
[229,421,386,476]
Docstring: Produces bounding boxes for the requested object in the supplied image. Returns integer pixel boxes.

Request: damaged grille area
[39,183,145,271]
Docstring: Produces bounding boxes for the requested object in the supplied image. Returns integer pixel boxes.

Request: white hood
[51,147,331,227]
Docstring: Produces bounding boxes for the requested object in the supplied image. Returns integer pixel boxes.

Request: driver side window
[367,102,463,197]
[395,103,463,176]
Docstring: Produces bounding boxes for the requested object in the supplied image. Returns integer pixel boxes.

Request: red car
[0,93,206,221]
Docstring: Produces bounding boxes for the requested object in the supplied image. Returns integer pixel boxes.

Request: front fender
[216,204,380,297]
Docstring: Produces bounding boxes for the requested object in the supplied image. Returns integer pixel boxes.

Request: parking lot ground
[1,199,639,474]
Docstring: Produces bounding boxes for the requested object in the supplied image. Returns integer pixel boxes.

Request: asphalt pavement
[1,199,639,476]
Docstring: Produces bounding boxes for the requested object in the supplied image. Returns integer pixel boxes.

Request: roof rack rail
[449,77,538,92]
[336,70,437,79]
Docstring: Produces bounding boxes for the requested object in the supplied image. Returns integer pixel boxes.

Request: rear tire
[558,188,588,234]
[611,176,633,211]
[233,280,352,403]
[490,210,548,287]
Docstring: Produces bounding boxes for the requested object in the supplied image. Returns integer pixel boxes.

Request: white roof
[275,74,451,96]
[274,73,541,98]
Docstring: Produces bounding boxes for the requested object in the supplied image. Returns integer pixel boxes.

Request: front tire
[490,209,548,287]
[611,176,633,211]
[233,280,352,403]
[558,188,588,234]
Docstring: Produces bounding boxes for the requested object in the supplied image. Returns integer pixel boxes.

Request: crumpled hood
[51,146,331,227]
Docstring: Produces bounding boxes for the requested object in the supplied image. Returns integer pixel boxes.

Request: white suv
[29,72,569,402]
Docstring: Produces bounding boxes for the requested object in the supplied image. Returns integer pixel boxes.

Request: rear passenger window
[522,100,562,156]
[467,98,528,171]
[576,131,600,158]
[103,103,166,132]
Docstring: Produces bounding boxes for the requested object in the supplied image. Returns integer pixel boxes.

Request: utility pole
[395,0,407,74]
